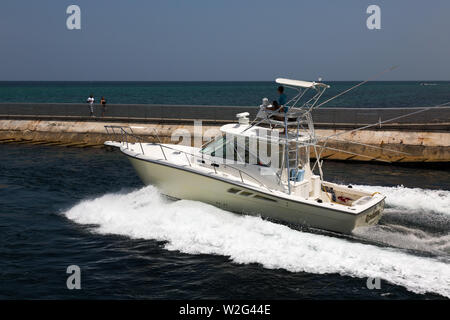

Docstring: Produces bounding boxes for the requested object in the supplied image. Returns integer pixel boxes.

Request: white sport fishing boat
[104,78,385,234]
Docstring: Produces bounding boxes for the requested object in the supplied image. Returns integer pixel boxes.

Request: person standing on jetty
[100,96,107,117]
[86,94,95,117]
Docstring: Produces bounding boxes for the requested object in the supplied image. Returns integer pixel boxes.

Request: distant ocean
[0,81,449,107]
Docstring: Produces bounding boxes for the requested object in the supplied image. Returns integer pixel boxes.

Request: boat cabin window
[201,135,224,156]
[200,135,235,160]
[201,134,286,168]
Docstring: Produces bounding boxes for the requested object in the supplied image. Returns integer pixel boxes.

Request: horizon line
[0,80,449,83]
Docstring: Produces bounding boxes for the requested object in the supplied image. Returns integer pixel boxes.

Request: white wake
[349,184,450,258]
[63,185,450,298]
[353,184,450,215]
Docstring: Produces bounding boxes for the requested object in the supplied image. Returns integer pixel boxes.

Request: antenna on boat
[314,65,398,109]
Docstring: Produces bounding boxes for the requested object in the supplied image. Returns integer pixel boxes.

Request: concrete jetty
[0,103,449,163]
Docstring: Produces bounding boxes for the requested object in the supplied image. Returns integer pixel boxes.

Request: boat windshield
[201,134,284,167]
[200,135,227,157]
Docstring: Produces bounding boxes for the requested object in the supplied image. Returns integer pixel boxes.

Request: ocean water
[0,81,450,107]
[0,143,449,299]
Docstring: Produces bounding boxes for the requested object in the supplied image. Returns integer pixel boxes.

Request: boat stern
[353,196,385,229]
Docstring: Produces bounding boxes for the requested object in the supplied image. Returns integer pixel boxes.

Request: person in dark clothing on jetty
[100,96,107,117]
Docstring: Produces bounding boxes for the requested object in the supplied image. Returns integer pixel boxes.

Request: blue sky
[0,0,449,81]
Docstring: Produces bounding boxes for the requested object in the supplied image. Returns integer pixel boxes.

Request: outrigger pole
[313,100,450,170]
[314,65,398,109]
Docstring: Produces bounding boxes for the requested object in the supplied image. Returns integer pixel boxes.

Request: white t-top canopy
[275,78,328,88]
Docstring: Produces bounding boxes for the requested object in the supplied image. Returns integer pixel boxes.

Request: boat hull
[126,154,384,234]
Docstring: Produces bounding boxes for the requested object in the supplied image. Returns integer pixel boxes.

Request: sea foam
[63,185,450,298]
[353,184,450,216]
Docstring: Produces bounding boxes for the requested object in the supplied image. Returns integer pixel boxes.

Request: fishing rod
[314,65,398,109]
[314,134,411,155]
[314,145,392,163]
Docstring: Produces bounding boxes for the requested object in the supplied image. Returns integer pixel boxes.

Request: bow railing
[104,125,276,193]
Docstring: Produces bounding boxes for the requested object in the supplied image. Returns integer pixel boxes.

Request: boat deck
[106,140,385,217]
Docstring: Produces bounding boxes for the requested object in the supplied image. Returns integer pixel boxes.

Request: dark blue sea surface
[0,81,449,107]
[0,144,449,299]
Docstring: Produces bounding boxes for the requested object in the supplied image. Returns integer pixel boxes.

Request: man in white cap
[86,94,95,117]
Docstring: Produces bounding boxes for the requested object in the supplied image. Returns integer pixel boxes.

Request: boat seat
[290,169,305,181]
[255,107,306,127]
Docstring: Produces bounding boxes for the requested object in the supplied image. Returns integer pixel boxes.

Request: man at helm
[269,86,287,112]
